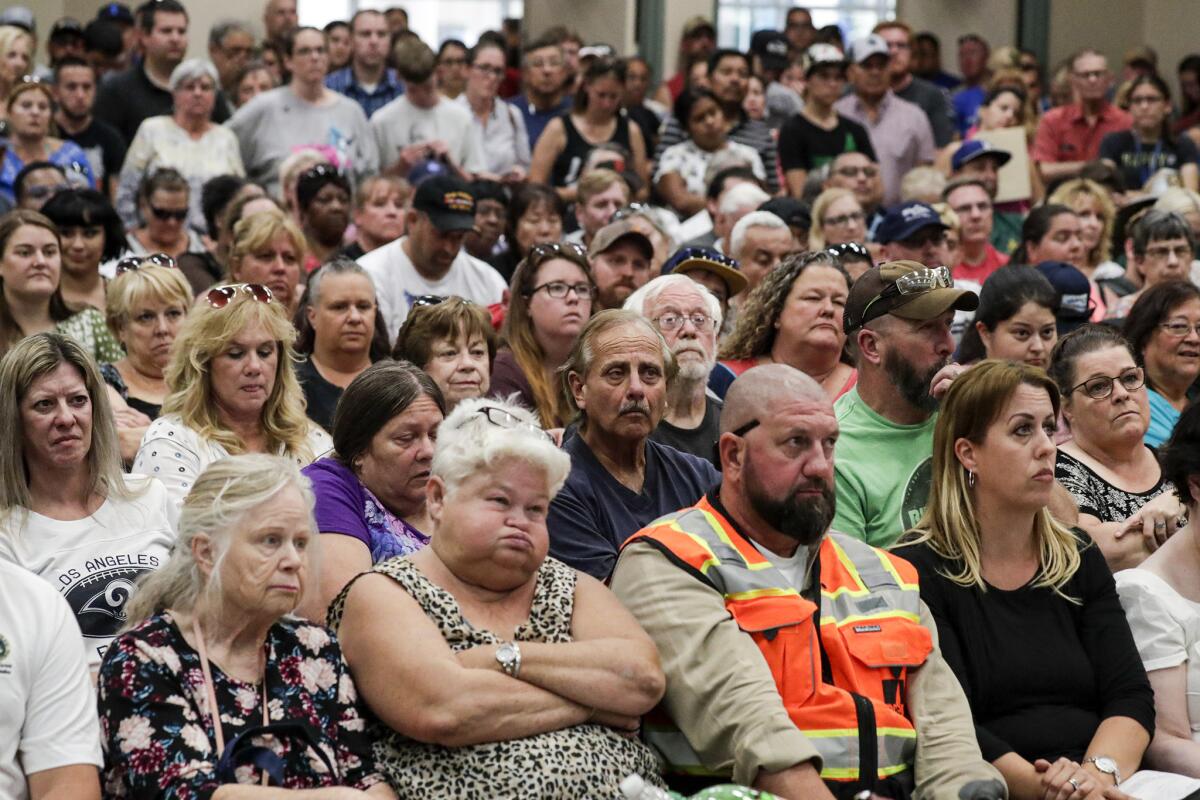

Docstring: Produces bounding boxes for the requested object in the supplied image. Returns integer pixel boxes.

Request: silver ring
[1068,777,1081,790]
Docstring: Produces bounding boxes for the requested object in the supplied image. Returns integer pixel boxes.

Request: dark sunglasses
[825,242,872,260]
[115,252,179,275]
[149,204,188,222]
[528,241,587,262]
[205,283,274,309]
[299,163,344,181]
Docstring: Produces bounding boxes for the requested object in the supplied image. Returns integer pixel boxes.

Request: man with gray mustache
[546,309,721,580]
[625,275,724,464]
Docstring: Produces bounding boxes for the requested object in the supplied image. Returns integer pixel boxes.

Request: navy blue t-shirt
[548,433,720,580]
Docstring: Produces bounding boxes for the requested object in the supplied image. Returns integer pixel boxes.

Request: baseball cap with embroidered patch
[413,175,476,232]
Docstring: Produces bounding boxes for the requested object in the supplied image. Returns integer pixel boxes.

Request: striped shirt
[325,66,405,120]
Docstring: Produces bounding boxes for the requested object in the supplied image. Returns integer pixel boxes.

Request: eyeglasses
[859,266,954,322]
[825,242,871,260]
[1143,244,1193,261]
[23,183,69,201]
[115,252,178,275]
[205,283,274,308]
[527,241,588,267]
[610,203,649,223]
[833,165,878,179]
[475,405,556,444]
[439,56,468,67]
[148,204,188,222]
[899,229,947,248]
[1070,366,1145,400]
[1129,94,1165,106]
[472,64,505,77]
[1073,69,1107,81]
[529,281,593,300]
[823,211,865,228]
[654,312,717,332]
[527,57,563,70]
[1159,319,1200,337]
[299,163,344,182]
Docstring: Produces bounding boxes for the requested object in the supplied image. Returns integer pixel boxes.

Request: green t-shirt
[832,388,937,548]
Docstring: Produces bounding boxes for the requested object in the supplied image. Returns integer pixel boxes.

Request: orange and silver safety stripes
[623,496,933,786]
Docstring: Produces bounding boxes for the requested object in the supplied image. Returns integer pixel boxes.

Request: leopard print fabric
[328,555,666,799]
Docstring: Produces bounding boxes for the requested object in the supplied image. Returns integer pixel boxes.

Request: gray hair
[124,454,317,626]
[432,397,570,498]
[1133,210,1195,257]
[306,258,374,308]
[730,210,787,258]
[169,58,219,92]
[718,182,771,216]
[209,19,251,49]
[623,274,722,328]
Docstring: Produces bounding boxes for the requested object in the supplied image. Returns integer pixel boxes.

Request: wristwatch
[1085,756,1121,785]
[495,641,522,678]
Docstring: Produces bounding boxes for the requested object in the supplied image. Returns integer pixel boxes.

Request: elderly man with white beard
[625,275,724,464]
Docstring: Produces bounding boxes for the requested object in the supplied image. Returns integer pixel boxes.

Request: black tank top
[550,111,632,187]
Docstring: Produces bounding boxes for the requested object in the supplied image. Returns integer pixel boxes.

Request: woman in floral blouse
[97,454,394,799]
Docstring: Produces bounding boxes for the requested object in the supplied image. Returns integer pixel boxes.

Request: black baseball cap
[750,30,790,73]
[96,2,134,26]
[1036,261,1094,333]
[50,18,86,41]
[759,197,811,231]
[413,175,476,232]
[844,260,978,334]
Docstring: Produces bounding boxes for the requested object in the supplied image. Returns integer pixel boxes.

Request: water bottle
[619,774,679,799]
[619,775,780,800]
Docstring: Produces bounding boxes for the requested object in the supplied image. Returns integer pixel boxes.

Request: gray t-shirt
[895,76,958,148]
[371,96,486,174]
[227,86,379,194]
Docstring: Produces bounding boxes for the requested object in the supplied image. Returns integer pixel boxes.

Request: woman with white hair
[0,333,175,670]
[98,454,395,798]
[330,397,667,797]
[116,58,245,233]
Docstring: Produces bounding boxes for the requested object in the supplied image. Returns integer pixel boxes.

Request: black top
[99,362,162,420]
[550,111,635,188]
[1099,129,1199,191]
[777,113,876,174]
[96,65,230,144]
[1055,448,1171,523]
[648,395,722,468]
[892,535,1154,763]
[626,103,661,156]
[62,117,127,187]
[295,358,343,433]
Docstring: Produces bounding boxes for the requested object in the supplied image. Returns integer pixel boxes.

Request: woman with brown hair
[0,79,94,202]
[491,242,596,428]
[393,295,496,412]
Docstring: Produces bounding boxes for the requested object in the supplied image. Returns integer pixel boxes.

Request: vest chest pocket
[833,615,932,713]
[726,593,820,707]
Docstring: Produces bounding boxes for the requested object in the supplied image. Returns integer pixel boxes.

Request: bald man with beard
[611,364,1004,800]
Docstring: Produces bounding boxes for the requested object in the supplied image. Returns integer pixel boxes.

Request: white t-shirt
[0,476,176,668]
[370,95,487,174]
[132,414,333,512]
[0,560,102,800]
[357,236,506,340]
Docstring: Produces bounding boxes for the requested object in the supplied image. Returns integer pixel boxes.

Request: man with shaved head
[546,310,720,580]
[611,364,1004,800]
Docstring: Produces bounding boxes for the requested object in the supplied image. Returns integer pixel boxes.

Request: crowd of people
[4,0,1200,798]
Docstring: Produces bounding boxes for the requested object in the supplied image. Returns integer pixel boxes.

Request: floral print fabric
[97,611,384,798]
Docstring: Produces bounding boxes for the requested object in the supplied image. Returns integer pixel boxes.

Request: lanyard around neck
[192,619,270,785]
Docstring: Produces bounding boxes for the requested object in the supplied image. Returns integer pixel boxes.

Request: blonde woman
[894,360,1154,800]
[101,258,193,460]
[808,186,866,249]
[0,24,33,130]
[1049,178,1121,319]
[227,208,306,311]
[0,333,174,670]
[132,281,331,510]
[99,455,394,798]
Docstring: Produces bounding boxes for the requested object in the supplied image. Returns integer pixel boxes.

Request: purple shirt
[834,90,936,207]
[303,457,429,563]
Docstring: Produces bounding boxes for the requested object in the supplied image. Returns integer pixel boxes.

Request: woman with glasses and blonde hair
[99,454,394,798]
[1050,323,1186,571]
[0,332,175,670]
[329,397,665,797]
[808,186,866,250]
[132,281,331,510]
[227,207,306,311]
[894,359,1155,800]
[719,251,857,399]
[491,242,596,428]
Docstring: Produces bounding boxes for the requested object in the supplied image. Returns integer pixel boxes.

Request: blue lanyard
[1133,135,1164,186]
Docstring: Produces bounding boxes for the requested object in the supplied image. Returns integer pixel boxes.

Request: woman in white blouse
[115,59,245,233]
[132,281,331,510]
[456,39,530,181]
[1116,402,1200,776]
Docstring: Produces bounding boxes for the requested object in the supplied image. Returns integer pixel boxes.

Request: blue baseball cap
[952,140,1013,172]
[1036,260,1094,333]
[874,201,948,244]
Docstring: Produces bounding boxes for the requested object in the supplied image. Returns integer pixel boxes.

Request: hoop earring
[968,470,975,488]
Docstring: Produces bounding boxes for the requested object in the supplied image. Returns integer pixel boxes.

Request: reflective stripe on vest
[624,496,932,785]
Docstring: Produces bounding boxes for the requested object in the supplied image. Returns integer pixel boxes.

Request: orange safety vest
[622,495,933,791]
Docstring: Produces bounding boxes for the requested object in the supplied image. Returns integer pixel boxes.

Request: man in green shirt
[833,256,978,546]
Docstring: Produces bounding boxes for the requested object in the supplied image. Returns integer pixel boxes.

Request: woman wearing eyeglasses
[1122,281,1200,448]
[0,210,123,363]
[0,80,95,204]
[808,187,867,250]
[297,362,444,622]
[458,40,530,182]
[132,281,332,510]
[719,251,857,400]
[1050,325,1186,571]
[125,168,207,262]
[492,242,596,429]
[115,59,245,234]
